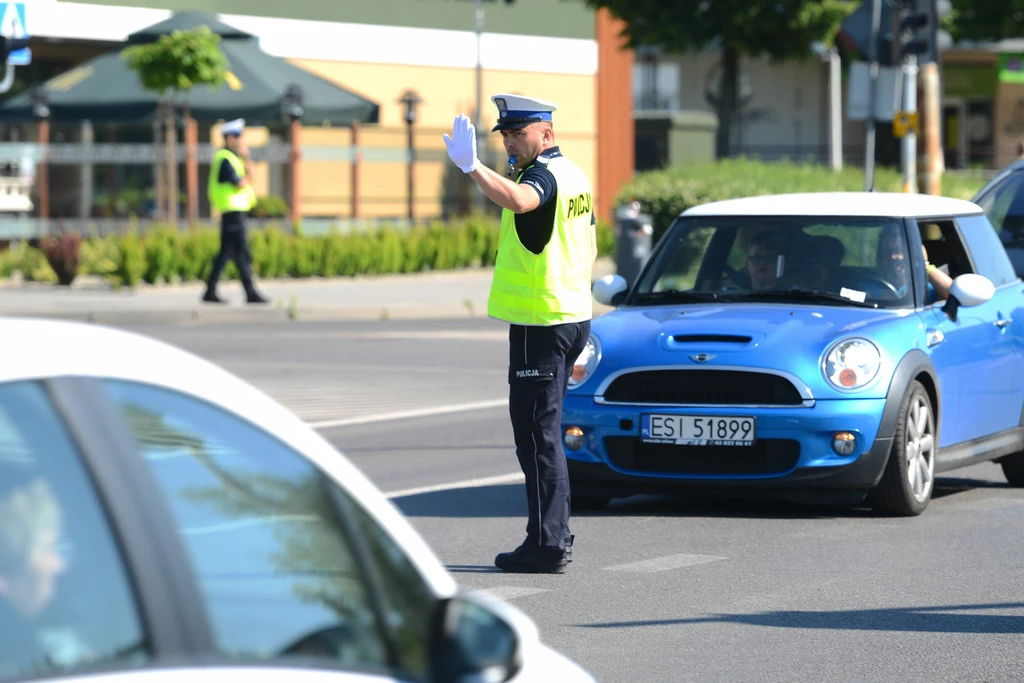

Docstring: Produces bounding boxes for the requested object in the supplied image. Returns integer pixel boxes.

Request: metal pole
[474,0,486,213]
[830,47,843,171]
[0,62,14,94]
[864,0,881,191]
[407,119,415,221]
[901,53,919,192]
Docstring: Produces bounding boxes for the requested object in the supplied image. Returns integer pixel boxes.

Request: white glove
[443,114,481,173]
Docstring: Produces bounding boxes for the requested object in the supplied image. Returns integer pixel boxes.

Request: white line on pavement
[383,472,525,499]
[307,398,508,429]
[602,554,728,573]
[473,586,553,601]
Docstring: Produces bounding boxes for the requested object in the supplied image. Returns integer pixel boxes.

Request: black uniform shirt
[515,146,595,255]
[218,154,242,186]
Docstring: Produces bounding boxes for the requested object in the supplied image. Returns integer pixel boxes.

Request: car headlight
[568,335,601,389]
[823,338,881,390]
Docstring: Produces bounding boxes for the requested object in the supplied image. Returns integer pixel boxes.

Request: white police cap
[490,93,558,131]
[220,118,245,137]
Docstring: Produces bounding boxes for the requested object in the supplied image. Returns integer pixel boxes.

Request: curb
[1,301,617,326]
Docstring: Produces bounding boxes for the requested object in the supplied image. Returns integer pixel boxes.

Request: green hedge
[614,159,989,244]
[1,214,618,289]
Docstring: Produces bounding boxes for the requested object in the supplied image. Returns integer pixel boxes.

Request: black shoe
[565,535,574,563]
[246,292,269,304]
[494,542,569,574]
[202,291,227,304]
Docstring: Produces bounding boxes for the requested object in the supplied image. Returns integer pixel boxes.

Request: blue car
[971,159,1024,278]
[562,192,1024,516]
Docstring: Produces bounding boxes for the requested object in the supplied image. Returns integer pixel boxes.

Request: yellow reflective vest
[208,148,257,213]
[487,155,596,326]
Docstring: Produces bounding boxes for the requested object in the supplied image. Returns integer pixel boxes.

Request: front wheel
[999,454,1024,486]
[870,380,936,516]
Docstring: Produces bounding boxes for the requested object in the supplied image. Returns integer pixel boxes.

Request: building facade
[9,0,634,224]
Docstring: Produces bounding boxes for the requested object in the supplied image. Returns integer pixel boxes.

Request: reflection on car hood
[586,303,913,399]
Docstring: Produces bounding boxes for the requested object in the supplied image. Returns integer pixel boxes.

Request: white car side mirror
[593,274,629,307]
[942,273,995,322]
[950,273,995,307]
[430,591,532,683]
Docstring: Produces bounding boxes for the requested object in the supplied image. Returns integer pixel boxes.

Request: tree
[584,1,857,158]
[944,0,1024,42]
[122,25,229,222]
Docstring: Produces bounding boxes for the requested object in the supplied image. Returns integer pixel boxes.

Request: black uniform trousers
[508,319,591,551]
[206,211,258,298]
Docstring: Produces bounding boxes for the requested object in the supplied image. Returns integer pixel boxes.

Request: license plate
[640,414,756,446]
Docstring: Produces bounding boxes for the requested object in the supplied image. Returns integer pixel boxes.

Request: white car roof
[681,191,984,218]
[0,316,457,599]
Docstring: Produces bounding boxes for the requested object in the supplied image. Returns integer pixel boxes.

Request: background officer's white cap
[490,93,558,132]
[220,118,245,137]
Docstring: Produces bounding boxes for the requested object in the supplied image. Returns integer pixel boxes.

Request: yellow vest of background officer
[208,148,257,213]
[487,155,596,325]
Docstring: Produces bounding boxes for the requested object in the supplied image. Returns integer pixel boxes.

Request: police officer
[202,118,268,304]
[443,94,597,574]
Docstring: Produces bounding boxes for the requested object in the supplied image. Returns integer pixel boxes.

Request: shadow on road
[391,483,525,518]
[389,475,1017,520]
[574,602,1024,635]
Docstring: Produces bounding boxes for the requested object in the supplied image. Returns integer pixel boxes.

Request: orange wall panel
[596,8,635,223]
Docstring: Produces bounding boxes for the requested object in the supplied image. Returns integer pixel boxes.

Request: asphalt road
[123,318,1024,683]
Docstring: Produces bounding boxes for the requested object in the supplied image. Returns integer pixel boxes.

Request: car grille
[601,370,804,405]
[604,437,800,476]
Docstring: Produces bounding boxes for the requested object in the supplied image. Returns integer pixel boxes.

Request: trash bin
[614,202,654,287]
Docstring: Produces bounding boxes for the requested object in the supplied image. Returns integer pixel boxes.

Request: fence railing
[0,142,450,165]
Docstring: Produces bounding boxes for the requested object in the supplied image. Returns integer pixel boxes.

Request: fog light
[832,432,856,456]
[564,426,584,451]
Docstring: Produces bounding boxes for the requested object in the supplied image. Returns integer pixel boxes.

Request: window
[632,216,914,308]
[955,214,1019,287]
[975,170,1024,240]
[100,380,434,680]
[0,380,146,682]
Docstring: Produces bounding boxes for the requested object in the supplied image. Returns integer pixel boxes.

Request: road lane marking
[307,398,508,429]
[384,472,525,499]
[602,553,727,573]
[473,586,553,601]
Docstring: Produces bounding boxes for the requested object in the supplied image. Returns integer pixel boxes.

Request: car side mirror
[593,273,629,307]
[430,591,534,683]
[941,273,995,322]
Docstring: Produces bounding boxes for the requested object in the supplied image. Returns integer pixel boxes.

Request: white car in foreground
[0,317,593,683]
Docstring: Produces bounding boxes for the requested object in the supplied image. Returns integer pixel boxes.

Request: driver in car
[876,227,952,303]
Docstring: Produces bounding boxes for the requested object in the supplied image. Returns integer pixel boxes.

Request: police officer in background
[443,94,597,574]
[202,118,268,304]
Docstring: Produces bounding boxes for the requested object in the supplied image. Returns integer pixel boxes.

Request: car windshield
[630,216,917,309]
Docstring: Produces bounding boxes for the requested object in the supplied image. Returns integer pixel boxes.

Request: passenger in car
[784,235,845,291]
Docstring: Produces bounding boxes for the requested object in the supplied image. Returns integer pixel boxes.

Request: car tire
[870,380,936,517]
[571,496,611,511]
[999,454,1024,486]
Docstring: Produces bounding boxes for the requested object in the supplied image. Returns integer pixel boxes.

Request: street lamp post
[399,89,422,222]
[474,0,485,214]
[282,84,305,226]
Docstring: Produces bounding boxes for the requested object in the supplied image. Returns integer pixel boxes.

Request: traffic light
[898,0,951,62]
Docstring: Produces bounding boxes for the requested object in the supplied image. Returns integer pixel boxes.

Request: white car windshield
[630,216,918,309]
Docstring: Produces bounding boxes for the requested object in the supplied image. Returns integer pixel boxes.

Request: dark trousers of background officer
[205,211,259,299]
[508,320,591,552]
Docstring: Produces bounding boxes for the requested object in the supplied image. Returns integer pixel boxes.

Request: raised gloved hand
[443,114,481,173]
